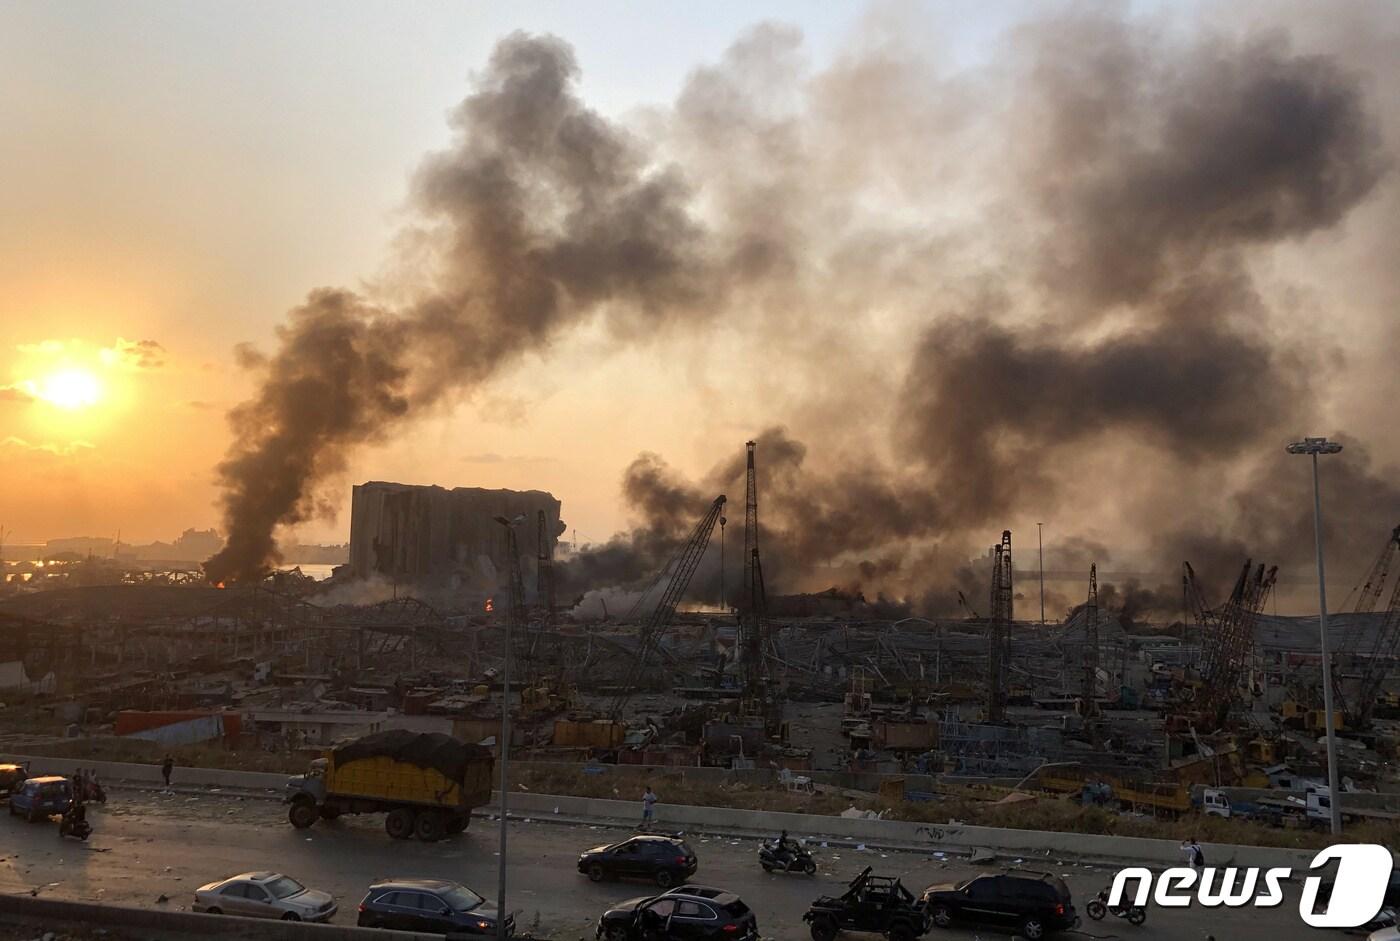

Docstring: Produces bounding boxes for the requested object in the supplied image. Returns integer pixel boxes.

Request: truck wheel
[415,810,447,843]
[809,917,838,941]
[385,808,416,840]
[1019,916,1045,940]
[447,813,469,834]
[930,904,953,928]
[288,801,319,829]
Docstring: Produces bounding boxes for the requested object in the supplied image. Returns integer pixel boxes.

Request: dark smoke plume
[562,12,1399,615]
[207,33,721,582]
[211,11,1400,615]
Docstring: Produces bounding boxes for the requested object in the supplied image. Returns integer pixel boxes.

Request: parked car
[920,870,1076,940]
[804,867,929,941]
[0,764,27,800]
[597,885,757,941]
[356,878,512,936]
[193,871,337,922]
[7,776,73,822]
[579,835,698,888]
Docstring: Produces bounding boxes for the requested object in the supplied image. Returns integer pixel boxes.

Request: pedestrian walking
[161,755,174,788]
[1183,837,1205,871]
[641,785,658,827]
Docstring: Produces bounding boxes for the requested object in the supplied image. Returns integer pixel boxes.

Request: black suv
[579,835,698,888]
[804,867,929,941]
[598,885,757,941]
[357,879,513,936]
[920,870,1076,940]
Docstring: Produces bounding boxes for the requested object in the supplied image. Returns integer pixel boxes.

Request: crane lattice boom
[608,495,727,719]
[1194,559,1277,732]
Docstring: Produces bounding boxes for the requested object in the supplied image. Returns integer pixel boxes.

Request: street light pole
[1287,436,1344,836]
[492,514,524,941]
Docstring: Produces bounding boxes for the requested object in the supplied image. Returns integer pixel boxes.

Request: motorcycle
[58,807,92,841]
[1086,887,1146,926]
[759,839,817,875]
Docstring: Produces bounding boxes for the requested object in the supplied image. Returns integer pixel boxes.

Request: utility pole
[1037,522,1045,626]
[1287,436,1344,836]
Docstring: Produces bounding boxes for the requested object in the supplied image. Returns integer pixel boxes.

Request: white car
[194,871,336,922]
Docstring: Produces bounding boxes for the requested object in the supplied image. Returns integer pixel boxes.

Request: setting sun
[26,367,103,409]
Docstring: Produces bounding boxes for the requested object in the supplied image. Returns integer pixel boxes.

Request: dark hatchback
[357,879,513,936]
[579,835,698,888]
[920,871,1077,940]
[597,885,757,941]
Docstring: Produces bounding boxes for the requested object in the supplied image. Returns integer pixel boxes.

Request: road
[0,790,1322,940]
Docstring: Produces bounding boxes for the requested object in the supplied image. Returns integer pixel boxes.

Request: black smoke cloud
[560,427,944,607]
[563,13,1398,614]
[211,11,1400,614]
[207,34,726,582]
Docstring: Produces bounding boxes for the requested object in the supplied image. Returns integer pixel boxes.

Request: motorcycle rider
[60,797,89,838]
[773,829,798,867]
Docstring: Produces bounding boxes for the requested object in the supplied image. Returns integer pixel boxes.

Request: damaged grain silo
[348,481,565,593]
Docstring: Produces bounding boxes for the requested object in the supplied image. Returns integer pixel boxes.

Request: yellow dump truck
[285,730,493,842]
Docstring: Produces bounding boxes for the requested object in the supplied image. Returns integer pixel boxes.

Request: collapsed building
[347,481,564,594]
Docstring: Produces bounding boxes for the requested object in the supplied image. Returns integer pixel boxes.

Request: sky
[2,1,1398,615]
[0,0,1025,547]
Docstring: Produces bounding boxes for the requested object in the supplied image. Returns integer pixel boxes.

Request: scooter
[1086,887,1146,926]
[58,808,92,841]
[759,839,816,875]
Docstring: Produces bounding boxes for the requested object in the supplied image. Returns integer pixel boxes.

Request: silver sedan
[194,871,337,922]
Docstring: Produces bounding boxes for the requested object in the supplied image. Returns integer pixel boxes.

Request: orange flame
[215,581,226,589]
[484,597,494,613]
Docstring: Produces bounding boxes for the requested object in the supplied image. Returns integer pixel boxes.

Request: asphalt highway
[0,790,1329,940]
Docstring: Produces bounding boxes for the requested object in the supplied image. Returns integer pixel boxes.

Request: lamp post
[1286,436,1344,836]
[492,513,524,940]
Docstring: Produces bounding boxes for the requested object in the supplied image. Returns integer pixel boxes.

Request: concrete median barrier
[491,791,1318,871]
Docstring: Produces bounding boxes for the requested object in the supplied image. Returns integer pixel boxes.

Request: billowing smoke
[207,33,724,582]
[210,10,1400,614]
[561,11,1399,615]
